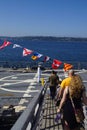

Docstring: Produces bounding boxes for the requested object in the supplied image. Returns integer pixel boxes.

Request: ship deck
[39,93,86,130]
[0,69,87,130]
[39,70,87,130]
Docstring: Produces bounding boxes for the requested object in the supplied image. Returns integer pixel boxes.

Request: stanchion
[37,64,41,83]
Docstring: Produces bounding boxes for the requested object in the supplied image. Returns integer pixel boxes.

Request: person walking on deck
[57,70,87,130]
[48,70,59,99]
[57,69,74,99]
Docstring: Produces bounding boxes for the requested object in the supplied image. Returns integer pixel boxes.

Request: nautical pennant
[13,44,22,48]
[0,41,11,49]
[23,48,33,56]
[43,56,50,62]
[64,63,73,71]
[0,40,75,70]
[31,52,43,60]
[52,59,62,69]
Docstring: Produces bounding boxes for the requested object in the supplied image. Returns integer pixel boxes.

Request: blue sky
[0,0,87,37]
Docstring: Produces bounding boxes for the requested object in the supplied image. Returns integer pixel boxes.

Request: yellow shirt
[60,77,71,89]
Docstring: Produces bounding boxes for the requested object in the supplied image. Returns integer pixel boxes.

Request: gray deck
[40,94,63,130]
[40,69,87,130]
[0,69,87,130]
[39,92,86,130]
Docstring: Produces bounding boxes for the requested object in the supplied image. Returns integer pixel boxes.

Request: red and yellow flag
[64,63,73,71]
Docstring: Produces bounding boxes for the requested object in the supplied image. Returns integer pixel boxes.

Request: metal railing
[11,83,47,130]
[0,61,87,70]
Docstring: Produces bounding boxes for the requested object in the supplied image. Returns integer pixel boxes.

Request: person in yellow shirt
[57,71,87,130]
[58,69,74,98]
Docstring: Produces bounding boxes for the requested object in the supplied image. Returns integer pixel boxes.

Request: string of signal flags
[0,40,73,71]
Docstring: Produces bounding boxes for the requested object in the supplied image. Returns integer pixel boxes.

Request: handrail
[0,61,87,70]
[11,84,47,130]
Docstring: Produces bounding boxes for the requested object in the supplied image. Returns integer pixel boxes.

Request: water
[0,38,87,69]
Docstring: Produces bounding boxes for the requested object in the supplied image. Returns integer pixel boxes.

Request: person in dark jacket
[48,70,59,99]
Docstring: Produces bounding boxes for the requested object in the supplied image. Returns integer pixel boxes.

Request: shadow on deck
[39,93,85,130]
[39,94,63,130]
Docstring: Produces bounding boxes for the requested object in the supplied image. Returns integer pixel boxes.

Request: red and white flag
[52,59,62,69]
[23,48,33,56]
[0,41,11,49]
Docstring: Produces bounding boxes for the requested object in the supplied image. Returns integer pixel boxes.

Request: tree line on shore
[0,36,87,42]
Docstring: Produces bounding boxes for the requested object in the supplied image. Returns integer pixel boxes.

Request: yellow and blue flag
[31,52,43,60]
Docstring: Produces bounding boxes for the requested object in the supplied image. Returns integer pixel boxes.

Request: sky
[0,0,87,37]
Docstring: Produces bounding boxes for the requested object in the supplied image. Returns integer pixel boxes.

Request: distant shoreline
[0,36,87,42]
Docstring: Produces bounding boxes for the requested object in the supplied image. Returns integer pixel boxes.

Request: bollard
[41,78,45,86]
